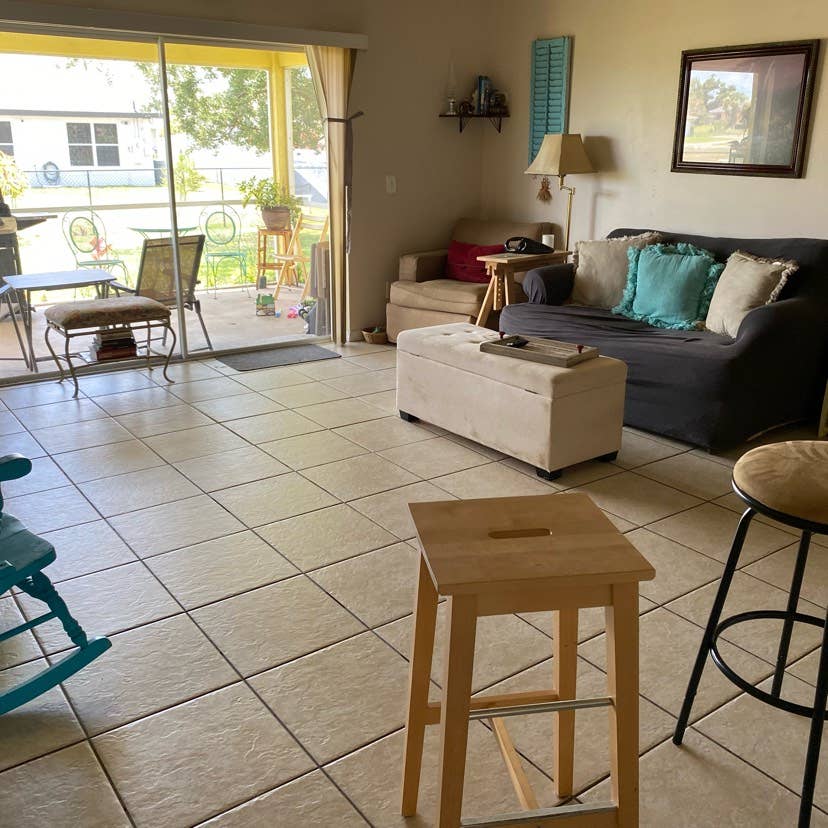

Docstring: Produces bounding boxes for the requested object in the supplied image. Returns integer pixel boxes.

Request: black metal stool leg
[799,603,828,828]
[674,508,755,744]
[772,531,812,698]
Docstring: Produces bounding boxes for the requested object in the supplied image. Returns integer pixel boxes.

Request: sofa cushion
[572,232,662,309]
[705,249,798,338]
[446,240,502,283]
[614,243,724,330]
[389,279,488,316]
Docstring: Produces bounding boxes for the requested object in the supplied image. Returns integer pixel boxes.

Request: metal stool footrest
[711,609,826,717]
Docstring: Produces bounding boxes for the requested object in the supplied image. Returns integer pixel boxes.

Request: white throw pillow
[705,250,798,338]
[572,232,662,309]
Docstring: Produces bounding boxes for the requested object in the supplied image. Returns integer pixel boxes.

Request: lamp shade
[525,133,594,176]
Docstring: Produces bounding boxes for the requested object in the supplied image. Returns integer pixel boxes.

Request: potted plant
[239,176,303,230]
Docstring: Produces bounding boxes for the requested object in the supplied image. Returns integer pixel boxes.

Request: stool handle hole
[488,528,551,539]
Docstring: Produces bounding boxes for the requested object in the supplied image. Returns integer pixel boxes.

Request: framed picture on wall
[671,40,820,177]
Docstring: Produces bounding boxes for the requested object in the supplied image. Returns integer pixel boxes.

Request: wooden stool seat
[402,493,655,828]
[732,441,828,531]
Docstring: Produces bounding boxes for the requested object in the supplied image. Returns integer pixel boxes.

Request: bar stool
[674,440,828,828]
[401,492,655,827]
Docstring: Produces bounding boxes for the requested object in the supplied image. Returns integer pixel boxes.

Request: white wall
[480,0,828,246]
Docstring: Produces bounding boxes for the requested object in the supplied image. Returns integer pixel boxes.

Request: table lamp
[525,133,594,252]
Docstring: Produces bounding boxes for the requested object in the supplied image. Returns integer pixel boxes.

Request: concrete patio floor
[0,285,315,381]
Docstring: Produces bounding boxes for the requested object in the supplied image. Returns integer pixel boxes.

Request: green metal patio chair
[0,454,111,716]
[62,210,129,282]
[199,204,248,297]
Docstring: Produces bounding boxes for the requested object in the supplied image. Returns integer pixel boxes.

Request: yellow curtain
[306,45,358,344]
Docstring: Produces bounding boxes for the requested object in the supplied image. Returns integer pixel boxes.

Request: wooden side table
[401,492,655,828]
[256,227,294,287]
[475,251,570,327]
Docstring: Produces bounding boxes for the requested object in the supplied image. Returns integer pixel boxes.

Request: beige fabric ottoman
[396,323,627,480]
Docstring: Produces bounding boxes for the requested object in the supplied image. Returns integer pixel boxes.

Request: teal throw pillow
[613,243,724,330]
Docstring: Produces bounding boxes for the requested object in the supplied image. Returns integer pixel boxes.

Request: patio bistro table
[4,269,116,373]
[129,225,198,239]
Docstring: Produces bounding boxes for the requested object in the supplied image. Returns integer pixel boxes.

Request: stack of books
[89,327,137,362]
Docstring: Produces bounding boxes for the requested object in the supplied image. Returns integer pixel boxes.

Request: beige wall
[12,0,488,337]
[480,0,828,248]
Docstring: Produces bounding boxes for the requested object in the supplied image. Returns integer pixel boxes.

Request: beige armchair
[385,217,552,342]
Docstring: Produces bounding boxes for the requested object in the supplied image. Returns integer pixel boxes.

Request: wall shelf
[439,113,509,133]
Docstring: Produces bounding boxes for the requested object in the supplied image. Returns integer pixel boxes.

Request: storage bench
[396,323,627,479]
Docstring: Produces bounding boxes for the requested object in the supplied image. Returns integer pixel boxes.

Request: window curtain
[306,45,360,344]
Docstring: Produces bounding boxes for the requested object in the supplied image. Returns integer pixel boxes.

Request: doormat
[217,344,341,371]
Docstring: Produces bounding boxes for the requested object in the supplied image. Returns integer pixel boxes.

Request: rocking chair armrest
[0,454,32,482]
[110,282,136,295]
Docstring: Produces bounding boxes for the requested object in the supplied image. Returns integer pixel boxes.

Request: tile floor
[0,343,825,827]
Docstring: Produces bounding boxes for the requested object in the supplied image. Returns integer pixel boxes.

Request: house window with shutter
[529,37,571,163]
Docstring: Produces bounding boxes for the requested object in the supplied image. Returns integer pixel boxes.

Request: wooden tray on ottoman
[480,335,598,367]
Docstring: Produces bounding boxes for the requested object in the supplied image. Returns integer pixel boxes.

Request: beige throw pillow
[572,233,662,309]
[705,250,798,338]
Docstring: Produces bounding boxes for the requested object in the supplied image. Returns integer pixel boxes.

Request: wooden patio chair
[112,234,212,350]
[271,213,329,301]
[0,454,111,715]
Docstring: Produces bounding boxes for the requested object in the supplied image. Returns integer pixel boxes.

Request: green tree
[0,151,28,201]
[172,151,206,200]
[290,67,324,150]
[137,63,323,154]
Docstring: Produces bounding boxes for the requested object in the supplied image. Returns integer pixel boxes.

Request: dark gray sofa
[499,228,828,450]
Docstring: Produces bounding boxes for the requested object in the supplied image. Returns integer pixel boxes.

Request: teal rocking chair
[0,454,111,715]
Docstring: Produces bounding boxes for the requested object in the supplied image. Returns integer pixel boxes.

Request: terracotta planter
[261,206,291,230]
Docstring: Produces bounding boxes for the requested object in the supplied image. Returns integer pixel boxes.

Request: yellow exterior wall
[1,30,304,184]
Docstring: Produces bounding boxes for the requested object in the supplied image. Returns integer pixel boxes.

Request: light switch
[385,175,397,195]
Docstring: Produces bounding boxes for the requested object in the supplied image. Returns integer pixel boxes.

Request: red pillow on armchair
[446,240,503,283]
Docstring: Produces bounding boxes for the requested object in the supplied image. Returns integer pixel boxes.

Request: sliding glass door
[0,28,329,381]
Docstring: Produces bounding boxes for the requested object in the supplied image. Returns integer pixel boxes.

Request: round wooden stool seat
[733,440,828,530]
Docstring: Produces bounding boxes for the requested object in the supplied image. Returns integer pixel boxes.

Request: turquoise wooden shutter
[529,37,571,163]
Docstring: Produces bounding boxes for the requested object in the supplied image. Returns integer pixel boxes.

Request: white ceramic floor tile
[324,368,397,396]
[79,465,201,517]
[79,371,158,397]
[53,439,164,484]
[0,742,130,827]
[4,485,98,533]
[224,409,323,442]
[250,632,410,762]
[212,473,336,527]
[0,430,46,459]
[94,683,314,828]
[0,381,89,409]
[0,658,86,771]
[432,462,558,498]
[108,494,245,556]
[636,452,735,499]
[148,530,297,608]
[232,365,313,391]
[197,770,365,827]
[192,576,364,676]
[0,597,42,670]
[301,454,418,501]
[174,445,289,492]
[192,392,284,421]
[115,403,214,437]
[333,415,432,451]
[350,481,456,539]
[169,376,249,403]
[58,614,237,736]
[40,519,137,582]
[13,397,106,430]
[30,417,132,454]
[262,381,349,408]
[92,386,181,416]
[143,423,249,462]
[256,503,398,570]
[0,410,23,435]
[260,429,366,470]
[378,436,490,478]
[300,398,386,428]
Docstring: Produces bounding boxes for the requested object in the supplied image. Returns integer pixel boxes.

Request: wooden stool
[401,492,655,828]
[674,441,828,828]
[256,227,293,288]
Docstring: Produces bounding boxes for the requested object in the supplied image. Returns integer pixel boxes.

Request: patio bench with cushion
[44,295,176,396]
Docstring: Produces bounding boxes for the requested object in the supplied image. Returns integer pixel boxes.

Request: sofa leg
[597,451,618,463]
[536,467,562,481]
[399,411,420,423]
